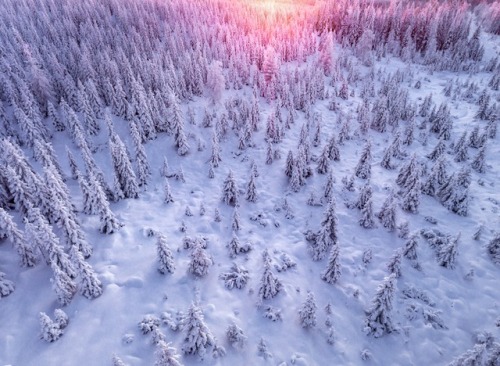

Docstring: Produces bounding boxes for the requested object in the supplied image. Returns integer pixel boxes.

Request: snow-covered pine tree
[246,172,257,202]
[422,156,448,196]
[160,156,170,178]
[130,119,151,186]
[221,170,238,206]
[448,343,487,366]
[401,165,421,213]
[356,183,373,210]
[156,233,175,274]
[396,153,418,188]
[109,134,139,199]
[52,196,93,258]
[258,250,282,300]
[355,140,372,179]
[437,233,459,269]
[0,207,37,267]
[453,131,469,162]
[364,274,397,338]
[0,271,14,297]
[487,233,500,265]
[164,178,174,204]
[70,246,103,299]
[181,303,215,358]
[51,263,77,306]
[155,340,183,366]
[188,244,213,277]
[469,125,482,149]
[427,139,446,161]
[327,135,340,161]
[471,146,486,173]
[39,312,63,342]
[323,171,335,201]
[310,198,339,261]
[386,250,402,278]
[321,244,341,284]
[402,232,419,261]
[316,144,330,174]
[381,146,394,170]
[226,323,247,350]
[86,171,121,234]
[359,197,376,229]
[25,207,76,279]
[298,292,317,328]
[377,191,397,231]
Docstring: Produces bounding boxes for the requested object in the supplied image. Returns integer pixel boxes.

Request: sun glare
[250,0,308,14]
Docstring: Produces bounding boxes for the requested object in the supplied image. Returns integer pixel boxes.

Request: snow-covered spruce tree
[156,233,175,274]
[364,274,397,338]
[70,246,103,299]
[221,170,238,206]
[355,140,372,179]
[298,292,317,328]
[453,131,469,162]
[437,233,459,269]
[448,343,487,366]
[469,125,482,149]
[51,263,77,306]
[327,135,340,161]
[427,139,446,161]
[377,191,397,231]
[52,196,93,258]
[87,171,121,234]
[321,244,341,284]
[359,197,376,229]
[387,250,402,278]
[381,146,394,170]
[422,156,448,197]
[316,144,330,174]
[130,119,151,186]
[112,354,127,366]
[258,250,282,300]
[356,183,373,210]
[0,271,14,297]
[232,208,241,231]
[246,172,257,202]
[155,340,183,366]
[438,174,469,216]
[34,140,66,181]
[226,323,247,350]
[487,233,500,265]
[396,153,418,189]
[25,207,77,279]
[288,161,302,193]
[181,303,215,358]
[160,156,170,178]
[310,198,339,261]
[39,312,63,342]
[471,146,486,173]
[0,207,37,267]
[402,232,419,261]
[53,308,69,329]
[164,178,174,204]
[4,165,34,216]
[188,244,213,277]
[401,166,421,213]
[324,171,335,201]
[285,151,294,178]
[109,134,139,199]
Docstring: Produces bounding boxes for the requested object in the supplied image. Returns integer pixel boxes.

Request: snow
[1,0,500,365]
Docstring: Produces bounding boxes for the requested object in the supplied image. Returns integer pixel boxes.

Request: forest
[0,0,499,365]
